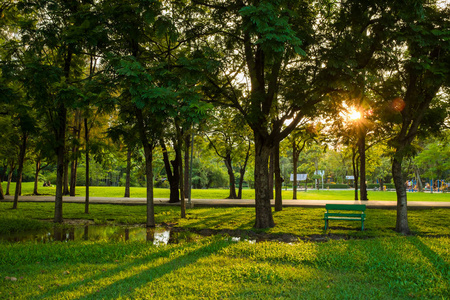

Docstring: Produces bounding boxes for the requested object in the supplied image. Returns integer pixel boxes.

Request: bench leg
[324,219,328,230]
[361,221,364,231]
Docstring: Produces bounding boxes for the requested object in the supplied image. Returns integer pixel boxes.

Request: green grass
[0,202,449,299]
[1,202,449,237]
[3,182,450,201]
[0,217,53,235]
[0,236,448,299]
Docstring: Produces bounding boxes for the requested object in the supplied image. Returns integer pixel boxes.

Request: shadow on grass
[77,239,230,299]
[183,207,255,230]
[408,236,450,289]
[36,239,230,300]
[34,246,178,300]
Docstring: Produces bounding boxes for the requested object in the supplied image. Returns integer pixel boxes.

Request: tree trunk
[69,113,81,196]
[176,125,186,218]
[33,159,41,195]
[84,117,90,214]
[160,139,180,203]
[237,143,251,199]
[0,178,4,200]
[274,142,282,211]
[269,150,274,199]
[237,169,245,199]
[124,147,131,198]
[54,104,67,223]
[392,156,410,234]
[352,148,359,201]
[314,158,319,190]
[144,144,155,227]
[184,134,190,199]
[169,158,181,203]
[358,129,368,200]
[135,107,155,228]
[0,166,4,200]
[379,178,384,191]
[293,140,298,200]
[55,44,73,222]
[69,150,78,196]
[253,134,274,228]
[13,132,27,209]
[178,144,186,218]
[63,156,70,195]
[6,166,14,195]
[415,168,423,192]
[224,154,237,199]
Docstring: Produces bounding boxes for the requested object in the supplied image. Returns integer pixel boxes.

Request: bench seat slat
[325,213,365,218]
[325,217,364,221]
[325,204,366,211]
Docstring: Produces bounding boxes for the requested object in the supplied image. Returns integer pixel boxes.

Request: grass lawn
[0,202,449,299]
[1,202,449,237]
[4,182,450,201]
[1,236,448,299]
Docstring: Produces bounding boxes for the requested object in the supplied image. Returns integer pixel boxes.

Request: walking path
[2,195,450,208]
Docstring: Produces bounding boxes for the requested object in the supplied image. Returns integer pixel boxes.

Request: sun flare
[349,109,361,120]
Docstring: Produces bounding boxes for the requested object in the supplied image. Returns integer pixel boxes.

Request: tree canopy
[0,0,449,232]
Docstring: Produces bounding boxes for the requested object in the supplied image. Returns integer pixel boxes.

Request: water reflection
[0,225,172,245]
[231,237,256,244]
[153,229,170,246]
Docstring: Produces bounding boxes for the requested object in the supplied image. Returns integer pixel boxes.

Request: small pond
[0,225,175,245]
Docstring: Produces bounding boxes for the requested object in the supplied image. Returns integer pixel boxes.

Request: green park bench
[324,204,366,231]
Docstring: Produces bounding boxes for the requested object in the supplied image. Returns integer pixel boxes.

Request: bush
[154,179,169,188]
[367,183,395,189]
[324,183,350,189]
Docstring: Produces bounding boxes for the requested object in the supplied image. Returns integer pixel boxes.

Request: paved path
[2,195,450,208]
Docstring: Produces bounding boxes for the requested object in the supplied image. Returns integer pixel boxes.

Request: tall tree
[0,108,20,198]
[68,110,82,196]
[372,1,450,234]
[192,0,328,228]
[415,136,450,185]
[205,109,252,199]
[289,123,316,200]
[1,41,36,208]
[159,137,181,203]
[31,133,53,195]
[10,0,101,222]
[104,0,208,223]
[107,112,141,199]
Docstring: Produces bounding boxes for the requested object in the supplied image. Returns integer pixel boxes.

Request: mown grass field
[1,235,449,299]
[1,202,449,237]
[1,188,449,299]
[3,182,450,201]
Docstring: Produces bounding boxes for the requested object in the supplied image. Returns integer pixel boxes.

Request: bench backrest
[325,204,366,211]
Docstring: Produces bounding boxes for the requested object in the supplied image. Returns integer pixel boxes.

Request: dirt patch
[170,227,352,243]
[41,219,95,225]
[64,219,95,225]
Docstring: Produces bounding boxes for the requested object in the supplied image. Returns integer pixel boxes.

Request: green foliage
[415,138,450,180]
[191,157,229,189]
[239,1,306,55]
